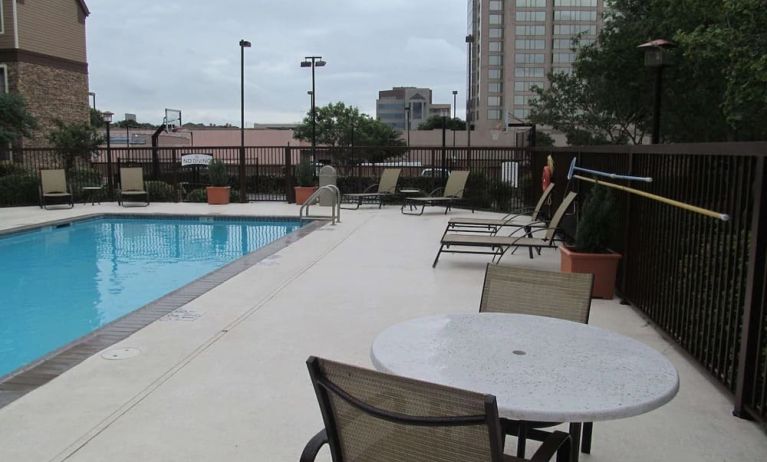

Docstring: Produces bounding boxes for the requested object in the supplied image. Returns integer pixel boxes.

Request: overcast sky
[87,0,468,126]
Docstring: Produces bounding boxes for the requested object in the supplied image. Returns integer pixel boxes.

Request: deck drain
[512,350,527,356]
[101,347,141,360]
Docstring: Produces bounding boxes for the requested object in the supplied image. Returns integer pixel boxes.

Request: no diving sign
[181,153,213,167]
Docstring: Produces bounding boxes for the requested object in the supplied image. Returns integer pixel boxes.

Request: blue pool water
[0,216,301,378]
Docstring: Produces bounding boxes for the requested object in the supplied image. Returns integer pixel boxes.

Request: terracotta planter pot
[206,186,231,205]
[294,186,318,205]
[560,245,622,299]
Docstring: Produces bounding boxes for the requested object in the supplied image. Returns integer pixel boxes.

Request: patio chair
[446,183,555,235]
[401,170,471,215]
[301,356,571,462]
[341,168,401,209]
[433,192,577,267]
[479,264,594,458]
[38,169,74,209]
[118,167,149,207]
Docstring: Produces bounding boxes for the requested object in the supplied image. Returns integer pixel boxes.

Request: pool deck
[0,202,765,461]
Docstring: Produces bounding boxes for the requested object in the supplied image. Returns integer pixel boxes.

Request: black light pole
[301,56,326,166]
[239,39,251,203]
[404,104,411,148]
[639,39,674,144]
[103,111,113,195]
[452,90,458,147]
[465,35,474,148]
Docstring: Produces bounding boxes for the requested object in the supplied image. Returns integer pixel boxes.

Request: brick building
[0,0,90,148]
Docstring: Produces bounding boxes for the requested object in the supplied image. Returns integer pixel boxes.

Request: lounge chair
[446,183,555,234]
[301,356,571,462]
[39,169,74,209]
[401,170,471,215]
[341,168,401,209]
[479,264,594,458]
[118,167,149,206]
[432,192,577,267]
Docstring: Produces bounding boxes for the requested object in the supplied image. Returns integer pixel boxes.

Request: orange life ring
[542,165,552,192]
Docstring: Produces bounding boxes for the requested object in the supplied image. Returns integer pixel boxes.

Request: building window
[515,39,545,50]
[489,14,503,25]
[516,0,547,6]
[514,81,544,92]
[514,95,535,105]
[489,28,503,39]
[554,24,596,35]
[489,1,504,10]
[488,82,503,93]
[489,41,503,52]
[489,55,503,65]
[554,10,598,21]
[554,0,596,6]
[488,109,502,120]
[488,96,502,107]
[0,65,7,94]
[513,109,530,119]
[515,67,545,78]
[488,69,502,79]
[410,102,424,119]
[515,53,545,64]
[553,38,574,49]
[553,52,576,63]
[516,25,545,36]
[515,11,546,22]
[552,67,574,75]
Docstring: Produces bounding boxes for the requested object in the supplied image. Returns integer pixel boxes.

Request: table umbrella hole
[513,350,527,356]
[101,347,141,360]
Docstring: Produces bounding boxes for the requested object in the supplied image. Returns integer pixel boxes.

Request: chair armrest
[300,429,328,462]
[428,187,445,197]
[363,183,379,193]
[530,430,570,462]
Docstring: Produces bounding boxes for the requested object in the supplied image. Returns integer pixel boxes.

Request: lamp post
[103,111,113,196]
[88,92,96,110]
[638,39,675,144]
[465,34,474,148]
[301,56,326,166]
[239,39,251,203]
[404,104,411,148]
[452,90,458,147]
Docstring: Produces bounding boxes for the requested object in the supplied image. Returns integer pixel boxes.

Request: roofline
[77,0,90,16]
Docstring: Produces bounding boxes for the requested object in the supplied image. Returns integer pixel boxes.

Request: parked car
[420,168,451,177]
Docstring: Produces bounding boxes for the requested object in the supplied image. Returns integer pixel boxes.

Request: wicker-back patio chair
[39,169,74,209]
[118,167,149,206]
[301,356,570,462]
[342,168,401,209]
[479,264,594,458]
[402,170,471,215]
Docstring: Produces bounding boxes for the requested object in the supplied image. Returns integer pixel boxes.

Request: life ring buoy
[542,165,552,192]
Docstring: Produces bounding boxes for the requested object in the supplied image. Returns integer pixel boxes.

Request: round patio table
[370,313,679,459]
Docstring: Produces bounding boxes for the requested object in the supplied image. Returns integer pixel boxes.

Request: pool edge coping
[0,214,327,409]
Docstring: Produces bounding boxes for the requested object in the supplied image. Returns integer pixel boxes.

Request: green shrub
[185,188,207,202]
[0,163,32,177]
[0,173,39,206]
[575,184,617,253]
[295,159,314,187]
[208,159,229,187]
[145,180,177,202]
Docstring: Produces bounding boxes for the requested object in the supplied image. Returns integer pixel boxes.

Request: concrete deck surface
[0,202,764,462]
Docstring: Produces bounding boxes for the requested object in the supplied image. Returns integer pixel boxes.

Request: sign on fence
[181,153,213,167]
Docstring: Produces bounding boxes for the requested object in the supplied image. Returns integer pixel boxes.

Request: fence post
[430,148,437,190]
[734,156,767,419]
[285,145,295,203]
[171,148,178,202]
[619,151,634,299]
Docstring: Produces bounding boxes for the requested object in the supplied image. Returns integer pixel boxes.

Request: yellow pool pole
[573,174,731,222]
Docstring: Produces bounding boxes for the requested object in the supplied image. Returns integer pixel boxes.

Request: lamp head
[239,40,251,48]
[300,61,311,67]
[315,60,326,67]
[103,111,113,123]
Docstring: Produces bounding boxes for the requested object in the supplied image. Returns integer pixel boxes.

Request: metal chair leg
[581,422,593,454]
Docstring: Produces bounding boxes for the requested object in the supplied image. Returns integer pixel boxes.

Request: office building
[467,0,604,131]
[376,87,453,131]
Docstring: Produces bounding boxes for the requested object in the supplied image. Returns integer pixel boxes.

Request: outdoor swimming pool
[0,215,302,378]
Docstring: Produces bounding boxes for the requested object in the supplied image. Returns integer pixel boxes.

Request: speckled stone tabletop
[370,313,679,422]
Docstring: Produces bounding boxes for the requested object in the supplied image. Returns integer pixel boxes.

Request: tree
[293,102,406,166]
[47,120,104,171]
[529,0,767,144]
[535,131,556,147]
[114,119,157,129]
[418,116,466,131]
[0,93,37,146]
[90,108,105,128]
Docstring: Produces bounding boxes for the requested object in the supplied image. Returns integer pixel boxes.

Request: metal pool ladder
[299,185,341,225]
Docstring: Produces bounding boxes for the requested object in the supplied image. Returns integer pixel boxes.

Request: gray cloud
[87,0,467,126]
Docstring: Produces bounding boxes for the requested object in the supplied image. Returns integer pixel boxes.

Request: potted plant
[294,158,317,205]
[560,184,622,299]
[206,159,231,205]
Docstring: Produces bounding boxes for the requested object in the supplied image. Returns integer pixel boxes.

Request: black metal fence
[532,142,767,427]
[0,145,533,210]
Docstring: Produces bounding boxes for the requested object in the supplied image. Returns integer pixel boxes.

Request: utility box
[319,165,337,206]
